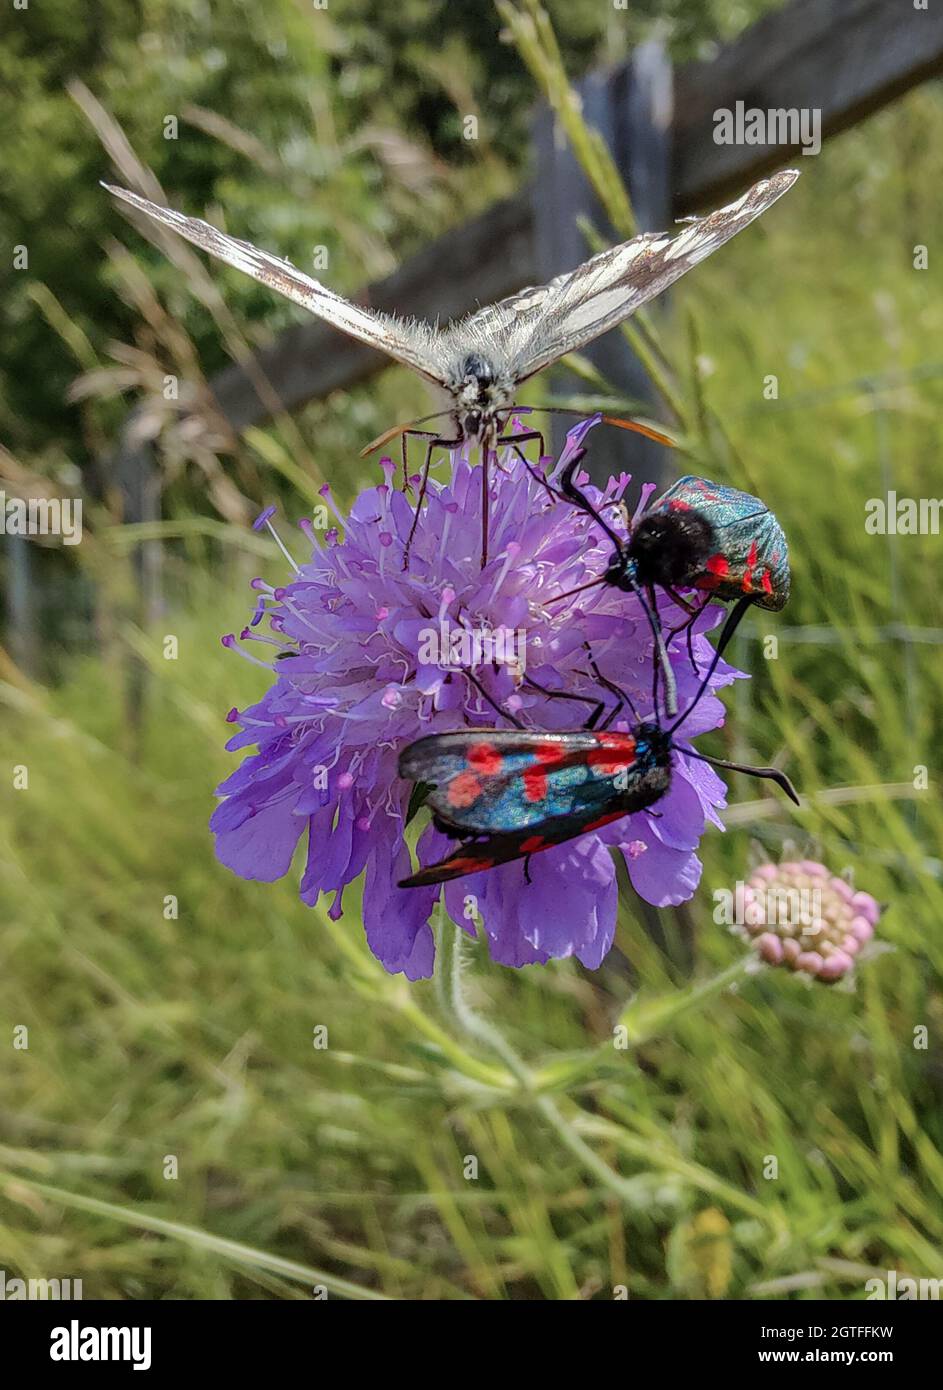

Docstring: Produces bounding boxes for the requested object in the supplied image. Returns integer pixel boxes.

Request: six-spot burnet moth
[397,651,799,889]
[548,454,791,717]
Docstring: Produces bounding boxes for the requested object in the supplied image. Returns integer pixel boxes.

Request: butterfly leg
[402,434,460,569]
[395,427,444,493]
[498,432,557,503]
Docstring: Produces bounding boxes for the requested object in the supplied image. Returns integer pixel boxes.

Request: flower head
[212,419,745,977]
[739,859,881,983]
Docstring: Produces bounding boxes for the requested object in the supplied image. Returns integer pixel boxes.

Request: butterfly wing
[650,476,790,611]
[398,728,671,886]
[474,170,798,384]
[103,184,451,386]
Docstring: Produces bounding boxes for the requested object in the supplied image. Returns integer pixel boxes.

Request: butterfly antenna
[668,594,753,737]
[682,748,800,806]
[518,405,676,449]
[360,411,453,457]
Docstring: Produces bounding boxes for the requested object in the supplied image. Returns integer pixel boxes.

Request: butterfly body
[448,352,515,445]
[398,724,672,886]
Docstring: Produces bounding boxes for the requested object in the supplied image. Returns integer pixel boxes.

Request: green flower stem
[613,953,757,1046]
[442,917,657,1206]
[528,955,758,1093]
[321,908,513,1090]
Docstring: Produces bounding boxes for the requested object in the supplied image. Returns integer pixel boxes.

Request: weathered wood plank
[673,0,943,209]
[532,39,673,485]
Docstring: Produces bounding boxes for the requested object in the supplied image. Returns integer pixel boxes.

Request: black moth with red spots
[609,474,790,612]
[398,725,672,887]
[552,462,791,717]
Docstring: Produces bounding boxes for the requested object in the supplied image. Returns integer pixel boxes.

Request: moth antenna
[681,748,800,806]
[632,581,677,720]
[667,594,753,736]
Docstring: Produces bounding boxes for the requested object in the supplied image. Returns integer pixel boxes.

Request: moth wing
[487,170,798,382]
[398,832,535,886]
[398,730,672,887]
[652,476,790,610]
[103,184,451,386]
[400,729,642,836]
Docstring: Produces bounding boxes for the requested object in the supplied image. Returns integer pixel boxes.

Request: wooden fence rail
[5,0,943,663]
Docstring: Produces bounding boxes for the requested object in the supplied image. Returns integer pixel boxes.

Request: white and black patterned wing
[469,169,799,382]
[103,184,451,386]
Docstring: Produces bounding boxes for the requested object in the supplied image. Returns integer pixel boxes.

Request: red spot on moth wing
[448,771,483,807]
[523,766,548,802]
[747,539,759,565]
[595,732,637,750]
[705,553,730,577]
[446,853,494,874]
[467,742,503,775]
[668,498,691,511]
[760,569,773,595]
[588,734,636,777]
[533,742,567,765]
[520,834,547,853]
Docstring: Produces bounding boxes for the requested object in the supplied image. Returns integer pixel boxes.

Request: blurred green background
[1,0,942,1300]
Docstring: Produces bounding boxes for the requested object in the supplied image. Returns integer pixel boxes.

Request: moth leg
[663,586,702,617]
[582,642,642,729]
[523,854,533,886]
[686,621,698,675]
[461,667,526,729]
[636,581,678,722]
[402,434,460,569]
[662,593,711,676]
[558,451,625,552]
[667,595,756,734]
[523,675,607,730]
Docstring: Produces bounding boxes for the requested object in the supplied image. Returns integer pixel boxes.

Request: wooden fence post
[111,429,163,737]
[5,533,38,675]
[532,38,673,490]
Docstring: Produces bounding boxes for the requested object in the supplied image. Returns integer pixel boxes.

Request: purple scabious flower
[212,419,745,978]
